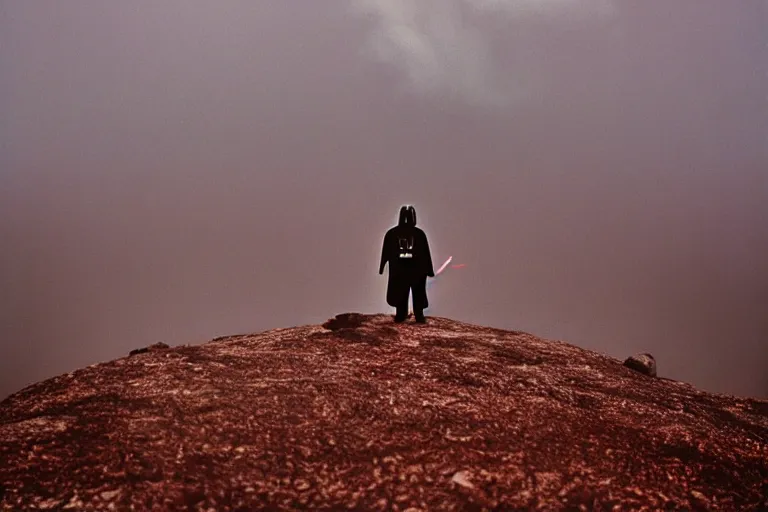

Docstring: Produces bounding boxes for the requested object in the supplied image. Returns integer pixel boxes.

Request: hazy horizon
[2,1,767,400]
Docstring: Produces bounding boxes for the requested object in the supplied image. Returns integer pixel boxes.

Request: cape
[1,313,766,510]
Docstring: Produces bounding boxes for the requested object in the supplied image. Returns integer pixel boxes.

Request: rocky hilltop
[1,314,766,510]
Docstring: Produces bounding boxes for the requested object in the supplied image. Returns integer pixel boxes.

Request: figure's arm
[379,232,389,274]
[422,231,435,277]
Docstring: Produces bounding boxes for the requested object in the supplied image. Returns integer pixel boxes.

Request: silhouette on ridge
[379,205,435,323]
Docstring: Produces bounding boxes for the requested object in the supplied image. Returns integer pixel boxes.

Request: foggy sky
[1,1,767,400]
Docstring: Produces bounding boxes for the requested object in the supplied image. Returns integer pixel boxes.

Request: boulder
[623,352,657,377]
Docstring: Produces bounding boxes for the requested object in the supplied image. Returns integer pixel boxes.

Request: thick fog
[1,1,766,400]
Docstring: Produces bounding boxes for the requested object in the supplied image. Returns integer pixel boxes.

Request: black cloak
[379,206,435,309]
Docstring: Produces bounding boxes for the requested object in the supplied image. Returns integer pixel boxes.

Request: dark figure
[379,206,435,323]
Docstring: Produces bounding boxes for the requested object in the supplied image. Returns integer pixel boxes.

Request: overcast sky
[1,1,766,400]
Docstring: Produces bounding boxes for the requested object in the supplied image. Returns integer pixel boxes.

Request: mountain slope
[1,313,766,510]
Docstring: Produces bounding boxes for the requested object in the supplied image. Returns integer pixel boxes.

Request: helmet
[398,205,417,226]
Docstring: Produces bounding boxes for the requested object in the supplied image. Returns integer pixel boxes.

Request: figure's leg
[395,290,408,322]
[389,274,409,322]
[412,277,428,323]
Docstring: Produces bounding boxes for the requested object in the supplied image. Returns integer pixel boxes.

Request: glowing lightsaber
[426,256,465,298]
[434,256,453,276]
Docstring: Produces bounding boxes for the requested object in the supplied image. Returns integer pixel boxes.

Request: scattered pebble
[100,489,120,500]
[451,470,474,489]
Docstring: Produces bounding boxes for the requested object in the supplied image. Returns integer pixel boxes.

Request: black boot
[414,309,426,323]
[394,306,408,323]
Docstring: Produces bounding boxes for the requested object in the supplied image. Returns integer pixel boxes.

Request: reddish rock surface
[1,313,766,511]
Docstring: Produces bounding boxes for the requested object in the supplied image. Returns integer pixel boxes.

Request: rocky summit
[1,313,766,511]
